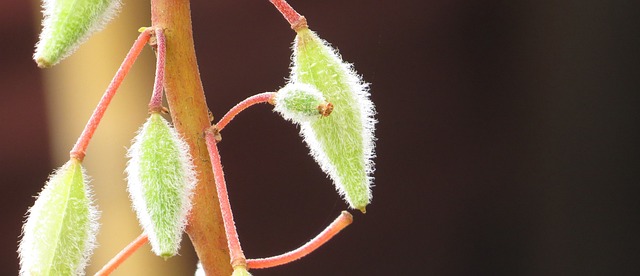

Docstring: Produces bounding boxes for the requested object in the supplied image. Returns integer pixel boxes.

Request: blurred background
[1,0,639,275]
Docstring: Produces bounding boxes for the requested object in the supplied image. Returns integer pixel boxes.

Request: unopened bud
[290,27,376,212]
[19,159,99,275]
[273,82,329,123]
[34,0,122,67]
[126,113,197,258]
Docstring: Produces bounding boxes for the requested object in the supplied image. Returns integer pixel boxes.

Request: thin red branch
[204,128,247,269]
[69,29,152,161]
[247,211,353,269]
[215,92,275,132]
[269,0,303,28]
[94,234,149,276]
[148,28,166,112]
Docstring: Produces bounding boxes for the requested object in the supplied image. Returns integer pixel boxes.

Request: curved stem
[246,211,353,269]
[94,234,149,276]
[204,128,247,269]
[216,92,275,132]
[69,29,152,161]
[148,28,166,112]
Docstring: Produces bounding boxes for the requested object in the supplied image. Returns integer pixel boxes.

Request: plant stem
[69,30,151,161]
[94,234,149,276]
[150,0,232,274]
[269,0,306,29]
[246,211,353,269]
[204,128,247,270]
[148,28,166,112]
[216,92,276,132]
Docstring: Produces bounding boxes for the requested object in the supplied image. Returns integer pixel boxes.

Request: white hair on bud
[273,82,327,123]
[125,114,197,256]
[18,160,100,276]
[290,29,377,210]
[34,0,122,66]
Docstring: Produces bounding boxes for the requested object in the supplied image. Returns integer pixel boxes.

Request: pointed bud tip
[161,253,173,261]
[35,0,122,67]
[35,56,52,68]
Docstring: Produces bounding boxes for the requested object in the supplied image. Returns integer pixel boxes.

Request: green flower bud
[126,113,196,258]
[19,159,99,276]
[34,0,122,67]
[291,27,376,212]
[273,82,331,123]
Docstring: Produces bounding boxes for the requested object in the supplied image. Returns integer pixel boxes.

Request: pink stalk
[215,92,275,132]
[148,28,167,112]
[69,29,152,161]
[204,128,247,269]
[94,234,149,276]
[246,211,353,269]
[268,0,305,28]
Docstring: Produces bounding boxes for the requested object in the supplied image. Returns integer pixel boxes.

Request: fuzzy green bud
[126,113,196,258]
[291,27,376,212]
[273,82,331,123]
[19,159,99,276]
[34,0,121,67]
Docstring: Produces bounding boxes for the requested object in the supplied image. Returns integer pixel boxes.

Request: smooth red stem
[246,211,353,269]
[204,129,247,269]
[94,234,149,276]
[69,30,152,161]
[148,28,166,112]
[215,92,275,132]
[269,0,304,28]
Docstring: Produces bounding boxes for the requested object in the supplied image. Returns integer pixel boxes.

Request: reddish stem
[246,211,353,269]
[215,92,275,132]
[94,234,149,276]
[69,29,152,161]
[204,128,247,269]
[151,0,232,273]
[269,0,306,29]
[148,28,167,112]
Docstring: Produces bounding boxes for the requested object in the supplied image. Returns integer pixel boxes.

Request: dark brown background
[2,0,639,275]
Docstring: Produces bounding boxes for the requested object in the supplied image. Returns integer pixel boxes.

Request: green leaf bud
[126,113,196,258]
[19,159,99,276]
[273,82,331,123]
[291,27,376,212]
[34,0,122,67]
